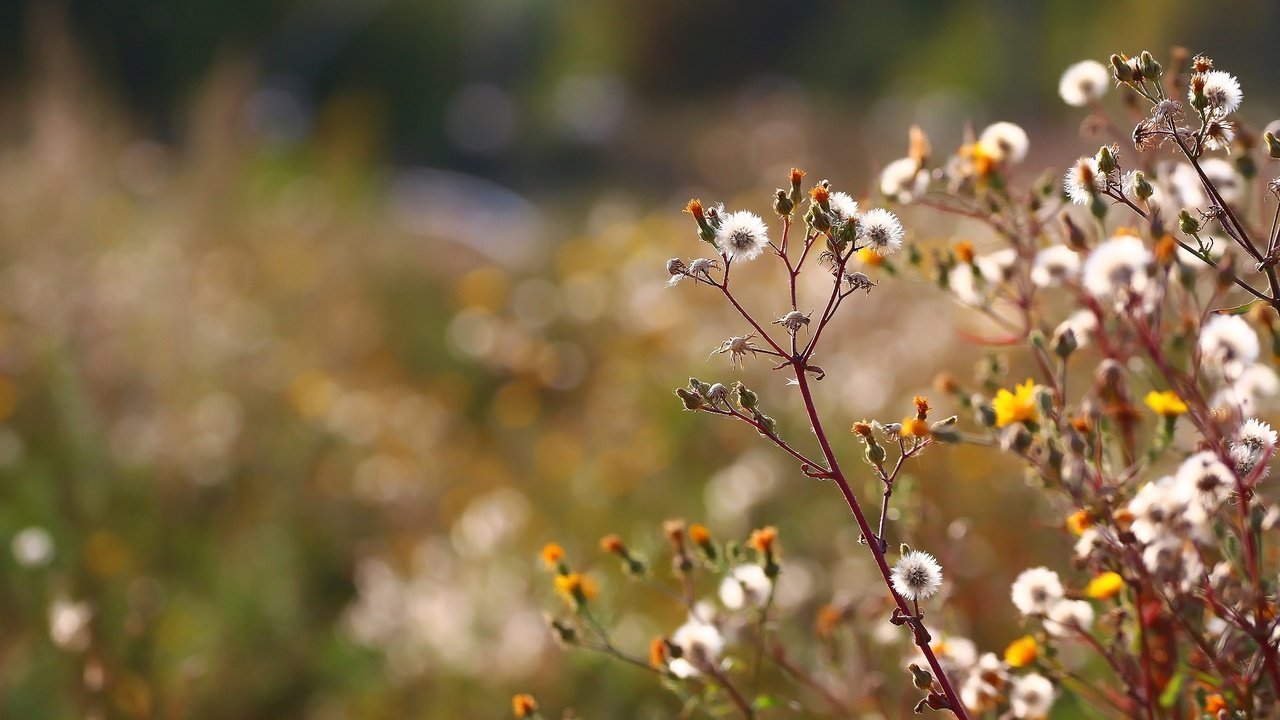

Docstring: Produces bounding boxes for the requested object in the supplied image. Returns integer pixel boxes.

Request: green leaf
[1159,666,1187,708]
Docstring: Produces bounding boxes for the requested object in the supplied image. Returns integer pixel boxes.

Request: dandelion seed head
[1010,673,1057,719]
[858,208,904,255]
[1198,70,1242,116]
[879,157,928,202]
[1082,235,1153,300]
[891,550,943,600]
[714,210,770,261]
[978,122,1030,165]
[1059,60,1111,106]
[1064,157,1105,205]
[1199,315,1259,377]
[1030,245,1081,287]
[1010,567,1063,616]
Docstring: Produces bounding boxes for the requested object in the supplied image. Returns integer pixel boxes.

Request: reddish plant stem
[792,367,970,719]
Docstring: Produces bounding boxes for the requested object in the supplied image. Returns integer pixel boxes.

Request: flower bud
[1052,326,1078,359]
[1110,54,1134,82]
[1060,212,1088,252]
[735,382,759,410]
[999,423,1033,454]
[773,188,794,217]
[675,387,704,410]
[1131,170,1153,200]
[1096,145,1117,174]
[789,168,806,208]
[1266,132,1280,160]
[975,401,997,428]
[1138,51,1161,80]
[1178,209,1200,235]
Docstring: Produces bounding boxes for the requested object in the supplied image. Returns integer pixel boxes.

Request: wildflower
[541,542,565,570]
[1176,451,1234,509]
[1046,599,1095,636]
[1231,418,1277,481]
[689,523,710,546]
[992,379,1039,428]
[1204,694,1228,715]
[1010,673,1056,719]
[1199,315,1259,376]
[1081,235,1153,301]
[599,534,626,555]
[669,614,724,677]
[924,632,978,674]
[511,694,539,718]
[1204,119,1236,152]
[891,550,943,600]
[1213,363,1279,417]
[713,210,771,261]
[978,122,1030,165]
[1064,157,1105,205]
[879,157,928,202]
[827,191,860,222]
[858,208,905,255]
[961,654,1010,714]
[1058,60,1110,106]
[1074,528,1102,559]
[1003,635,1038,667]
[747,526,778,555]
[1084,571,1125,599]
[975,248,1019,284]
[1011,567,1064,616]
[719,564,772,609]
[1144,390,1187,416]
[554,572,597,607]
[815,603,845,638]
[1066,510,1092,535]
[1195,69,1242,116]
[1029,245,1081,287]
[900,416,930,438]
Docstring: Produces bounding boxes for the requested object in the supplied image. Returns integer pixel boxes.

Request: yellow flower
[554,572,598,607]
[993,379,1039,427]
[1144,390,1188,417]
[1003,635,1038,667]
[856,247,885,266]
[1084,571,1125,600]
[1204,694,1226,714]
[1066,510,1093,536]
[900,416,930,438]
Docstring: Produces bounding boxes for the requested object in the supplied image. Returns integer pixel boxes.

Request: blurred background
[1,0,1279,717]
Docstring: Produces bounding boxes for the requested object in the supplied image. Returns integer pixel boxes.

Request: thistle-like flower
[773,310,811,334]
[714,210,771,261]
[891,549,943,600]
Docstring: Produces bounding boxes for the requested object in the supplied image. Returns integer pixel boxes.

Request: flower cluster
[533,47,1280,720]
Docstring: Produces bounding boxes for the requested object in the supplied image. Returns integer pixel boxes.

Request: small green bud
[772,189,794,217]
[1178,209,1199,235]
[908,663,934,692]
[1096,145,1117,174]
[1138,51,1161,80]
[755,413,777,437]
[675,387,704,410]
[1237,154,1257,181]
[735,382,759,411]
[1035,386,1056,418]
[1029,330,1047,351]
[1265,131,1280,159]
[1051,326,1078,359]
[1110,54,1133,82]
[1090,193,1108,221]
[1132,170,1153,200]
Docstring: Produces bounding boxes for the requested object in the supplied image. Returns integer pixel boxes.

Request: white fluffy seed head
[859,208,905,255]
[1010,673,1057,719]
[1046,599,1095,636]
[1059,60,1111,107]
[1010,567,1063,616]
[1064,157,1105,205]
[891,550,943,600]
[978,122,1030,164]
[1199,315,1259,376]
[714,210,771,261]
[1030,245,1081,287]
[1198,70,1242,116]
[1082,235,1153,300]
